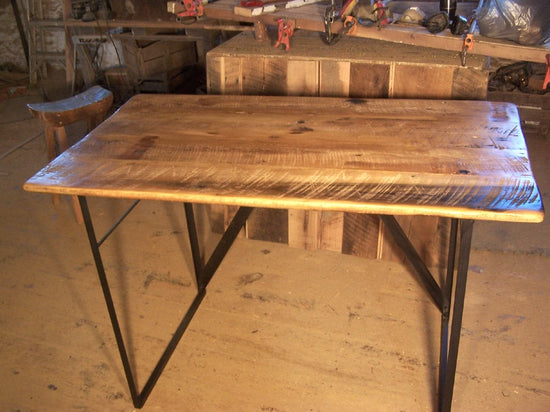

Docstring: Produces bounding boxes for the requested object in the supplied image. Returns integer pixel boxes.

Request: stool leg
[87,113,105,131]
[45,125,56,161]
[87,116,97,131]
[55,126,69,154]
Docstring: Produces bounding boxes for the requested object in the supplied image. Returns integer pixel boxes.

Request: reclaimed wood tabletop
[24,94,544,223]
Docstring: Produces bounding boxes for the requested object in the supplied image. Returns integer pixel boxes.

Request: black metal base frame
[78,196,473,411]
[379,216,474,412]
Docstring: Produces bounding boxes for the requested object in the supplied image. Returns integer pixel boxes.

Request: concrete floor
[1,75,549,411]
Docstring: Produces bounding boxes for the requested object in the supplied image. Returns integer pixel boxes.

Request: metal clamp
[343,15,358,36]
[543,54,550,90]
[274,18,294,51]
[460,33,474,66]
[167,0,204,22]
[323,3,357,45]
[323,0,338,44]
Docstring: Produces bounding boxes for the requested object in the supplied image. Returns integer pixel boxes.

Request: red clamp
[543,54,550,90]
[241,0,263,6]
[463,33,474,53]
[374,0,391,26]
[274,18,294,51]
[460,33,474,66]
[343,15,357,36]
[176,0,204,19]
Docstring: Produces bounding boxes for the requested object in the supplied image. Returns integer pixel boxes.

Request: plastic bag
[476,0,550,46]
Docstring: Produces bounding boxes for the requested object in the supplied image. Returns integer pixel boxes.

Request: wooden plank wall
[206,31,489,268]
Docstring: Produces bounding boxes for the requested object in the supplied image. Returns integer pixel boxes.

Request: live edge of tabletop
[23,94,544,224]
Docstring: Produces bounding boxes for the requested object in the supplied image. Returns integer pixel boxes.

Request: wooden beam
[350,24,549,65]
[11,0,29,67]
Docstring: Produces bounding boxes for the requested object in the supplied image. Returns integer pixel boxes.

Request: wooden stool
[27,85,114,224]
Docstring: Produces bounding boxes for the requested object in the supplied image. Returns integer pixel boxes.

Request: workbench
[59,0,549,88]
[24,94,544,410]
[204,0,549,64]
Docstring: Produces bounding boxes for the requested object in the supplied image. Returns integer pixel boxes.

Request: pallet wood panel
[452,67,490,100]
[393,65,453,98]
[287,60,318,96]
[247,208,289,243]
[349,63,390,98]
[288,210,344,252]
[342,214,379,259]
[120,37,197,83]
[206,31,490,266]
[319,60,350,97]
[263,58,288,95]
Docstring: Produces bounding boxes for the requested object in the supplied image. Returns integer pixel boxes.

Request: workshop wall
[0,0,27,71]
[2,0,186,82]
[0,0,63,72]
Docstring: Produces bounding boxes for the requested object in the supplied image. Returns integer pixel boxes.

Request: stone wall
[0,0,64,73]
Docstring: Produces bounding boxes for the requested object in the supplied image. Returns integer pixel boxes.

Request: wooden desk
[24,95,544,410]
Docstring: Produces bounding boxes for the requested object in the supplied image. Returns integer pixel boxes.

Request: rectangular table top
[24,94,544,223]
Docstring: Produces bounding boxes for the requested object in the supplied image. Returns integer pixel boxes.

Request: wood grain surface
[24,94,544,223]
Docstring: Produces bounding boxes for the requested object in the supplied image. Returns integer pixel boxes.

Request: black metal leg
[78,197,252,408]
[440,219,474,412]
[136,290,206,407]
[184,203,204,285]
[439,219,459,409]
[381,215,474,411]
[78,196,140,405]
[197,206,253,290]
[80,198,471,410]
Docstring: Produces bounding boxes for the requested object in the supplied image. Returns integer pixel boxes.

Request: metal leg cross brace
[380,215,474,412]
[78,196,252,408]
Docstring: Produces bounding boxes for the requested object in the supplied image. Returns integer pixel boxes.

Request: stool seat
[27,86,114,224]
[27,85,113,128]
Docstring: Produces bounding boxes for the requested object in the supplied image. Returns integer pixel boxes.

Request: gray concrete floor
[1,74,549,411]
